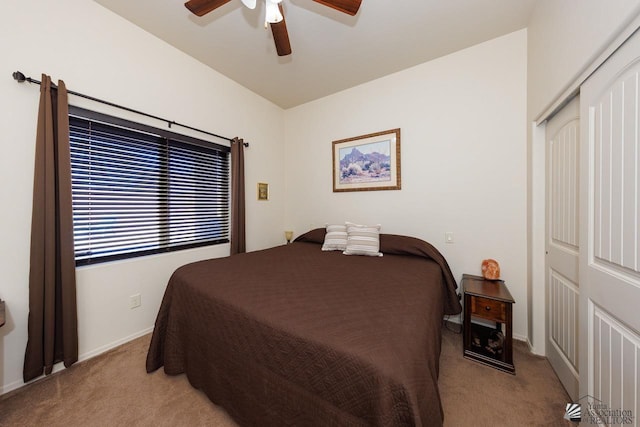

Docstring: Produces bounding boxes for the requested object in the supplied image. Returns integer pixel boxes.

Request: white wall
[284,30,528,339]
[526,0,640,354]
[527,0,640,119]
[0,0,285,394]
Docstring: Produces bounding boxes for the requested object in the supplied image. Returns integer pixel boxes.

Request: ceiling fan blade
[270,5,291,56]
[184,0,232,17]
[313,0,362,16]
[240,0,256,9]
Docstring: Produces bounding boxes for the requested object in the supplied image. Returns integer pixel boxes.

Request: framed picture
[257,182,269,200]
[332,128,401,192]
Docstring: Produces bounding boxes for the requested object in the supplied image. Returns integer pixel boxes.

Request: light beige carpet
[0,324,572,426]
[438,325,573,426]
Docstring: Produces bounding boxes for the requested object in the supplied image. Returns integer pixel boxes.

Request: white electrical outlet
[445,232,454,243]
[129,293,141,309]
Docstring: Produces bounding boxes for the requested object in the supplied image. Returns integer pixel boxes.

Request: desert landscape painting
[338,140,392,184]
[332,128,400,192]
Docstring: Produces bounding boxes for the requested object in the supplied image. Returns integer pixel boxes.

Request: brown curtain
[230,137,246,255]
[24,75,78,382]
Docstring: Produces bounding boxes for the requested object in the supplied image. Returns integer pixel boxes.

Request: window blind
[69,113,230,265]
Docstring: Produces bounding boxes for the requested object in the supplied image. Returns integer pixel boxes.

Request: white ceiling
[94,0,536,109]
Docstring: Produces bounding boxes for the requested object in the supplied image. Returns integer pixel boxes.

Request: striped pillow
[343,222,383,257]
[321,224,348,251]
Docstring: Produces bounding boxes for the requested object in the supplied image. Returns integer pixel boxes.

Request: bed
[146,228,462,426]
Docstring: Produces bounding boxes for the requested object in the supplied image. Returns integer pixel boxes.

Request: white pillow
[343,222,383,257]
[321,224,348,251]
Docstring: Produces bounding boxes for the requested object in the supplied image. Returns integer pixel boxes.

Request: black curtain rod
[12,71,248,147]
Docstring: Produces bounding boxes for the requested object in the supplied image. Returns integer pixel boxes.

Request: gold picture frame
[332,128,401,192]
[257,182,269,200]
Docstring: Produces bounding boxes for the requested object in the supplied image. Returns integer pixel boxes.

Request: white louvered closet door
[546,96,580,401]
[579,28,640,425]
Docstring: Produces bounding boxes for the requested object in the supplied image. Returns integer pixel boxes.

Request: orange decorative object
[481,259,500,280]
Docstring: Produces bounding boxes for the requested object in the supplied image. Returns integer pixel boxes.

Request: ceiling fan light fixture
[185,0,361,57]
[265,0,283,24]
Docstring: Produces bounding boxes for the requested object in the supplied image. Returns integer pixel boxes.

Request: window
[69,107,230,265]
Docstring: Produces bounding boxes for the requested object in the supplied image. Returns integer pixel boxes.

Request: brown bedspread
[146,231,461,426]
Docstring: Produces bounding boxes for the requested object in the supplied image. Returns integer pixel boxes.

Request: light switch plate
[129,293,141,309]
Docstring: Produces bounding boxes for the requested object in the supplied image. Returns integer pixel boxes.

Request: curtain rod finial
[12,71,26,82]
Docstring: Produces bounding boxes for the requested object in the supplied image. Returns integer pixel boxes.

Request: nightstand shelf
[462,274,515,374]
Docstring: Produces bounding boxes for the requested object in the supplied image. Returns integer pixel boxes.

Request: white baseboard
[513,333,528,343]
[1,326,153,396]
[78,327,153,362]
[525,337,545,356]
[444,314,462,324]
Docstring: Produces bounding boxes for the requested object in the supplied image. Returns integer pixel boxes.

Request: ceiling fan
[184,0,362,56]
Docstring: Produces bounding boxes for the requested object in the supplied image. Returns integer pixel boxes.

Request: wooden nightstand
[462,274,515,374]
